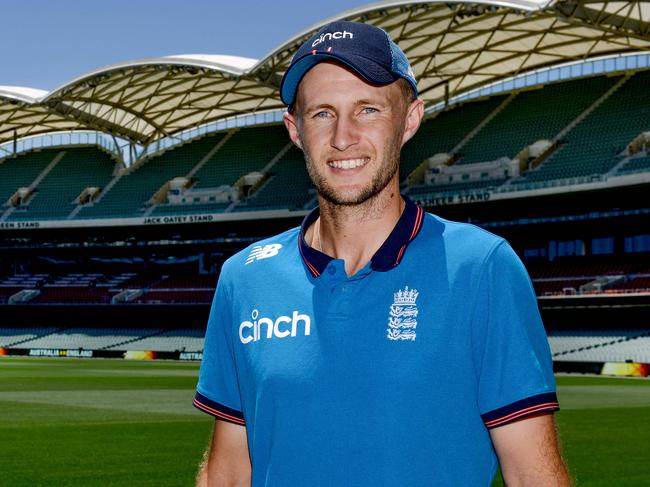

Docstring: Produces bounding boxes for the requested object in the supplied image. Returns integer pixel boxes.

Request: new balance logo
[245,244,282,264]
[239,309,312,344]
[312,30,353,47]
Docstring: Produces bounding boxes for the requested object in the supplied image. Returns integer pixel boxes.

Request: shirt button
[328,266,336,275]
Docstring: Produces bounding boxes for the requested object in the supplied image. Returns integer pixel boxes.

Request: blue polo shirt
[195,196,558,486]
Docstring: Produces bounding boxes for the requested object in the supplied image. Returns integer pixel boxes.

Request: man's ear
[401,98,424,147]
[283,111,303,150]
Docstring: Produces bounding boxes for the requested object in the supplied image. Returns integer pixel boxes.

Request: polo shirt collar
[298,195,424,277]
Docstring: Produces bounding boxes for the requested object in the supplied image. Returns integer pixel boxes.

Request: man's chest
[230,272,476,398]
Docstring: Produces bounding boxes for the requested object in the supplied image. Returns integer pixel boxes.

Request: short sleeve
[193,269,245,426]
[472,241,559,429]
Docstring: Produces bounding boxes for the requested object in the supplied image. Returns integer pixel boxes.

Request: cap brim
[280,52,398,106]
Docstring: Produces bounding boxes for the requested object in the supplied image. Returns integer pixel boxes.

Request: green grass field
[1,358,649,486]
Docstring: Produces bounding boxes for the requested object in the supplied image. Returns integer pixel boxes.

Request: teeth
[328,158,368,169]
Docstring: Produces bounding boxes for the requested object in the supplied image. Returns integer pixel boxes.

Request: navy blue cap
[280,20,418,107]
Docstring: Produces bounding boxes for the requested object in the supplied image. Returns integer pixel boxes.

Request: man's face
[284,62,422,207]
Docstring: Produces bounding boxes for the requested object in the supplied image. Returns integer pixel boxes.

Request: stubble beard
[303,136,402,208]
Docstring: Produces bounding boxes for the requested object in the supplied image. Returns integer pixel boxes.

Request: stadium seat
[515,71,650,184]
[7,147,116,220]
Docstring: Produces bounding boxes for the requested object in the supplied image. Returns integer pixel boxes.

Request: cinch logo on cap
[312,30,353,47]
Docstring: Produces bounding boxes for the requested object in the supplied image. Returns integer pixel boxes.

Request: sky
[1,0,373,91]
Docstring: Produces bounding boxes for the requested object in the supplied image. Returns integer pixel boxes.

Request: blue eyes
[313,107,378,119]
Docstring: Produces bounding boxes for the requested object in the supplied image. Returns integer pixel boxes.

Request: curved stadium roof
[1,0,649,147]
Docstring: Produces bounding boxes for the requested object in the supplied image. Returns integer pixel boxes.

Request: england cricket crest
[387,286,419,341]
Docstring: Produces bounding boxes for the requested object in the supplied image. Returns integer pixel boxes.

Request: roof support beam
[46,100,147,143]
[2,1,650,146]
[554,1,650,42]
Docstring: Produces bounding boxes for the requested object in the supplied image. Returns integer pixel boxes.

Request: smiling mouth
[327,158,369,170]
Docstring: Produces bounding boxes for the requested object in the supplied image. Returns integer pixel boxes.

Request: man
[194,20,571,486]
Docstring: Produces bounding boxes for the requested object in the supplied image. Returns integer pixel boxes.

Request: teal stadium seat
[76,133,225,219]
[234,146,314,212]
[399,95,507,181]
[517,71,650,184]
[0,149,63,208]
[190,125,289,189]
[152,125,291,215]
[616,155,650,175]
[457,76,617,165]
[7,147,115,220]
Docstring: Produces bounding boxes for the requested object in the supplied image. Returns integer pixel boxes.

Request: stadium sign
[0,221,40,229]
[179,351,203,361]
[29,348,93,358]
[423,191,492,206]
[143,214,215,225]
[0,209,305,231]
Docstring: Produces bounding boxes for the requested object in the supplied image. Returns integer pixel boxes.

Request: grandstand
[76,133,227,219]
[9,325,650,364]
[0,0,649,375]
[549,329,650,363]
[2,74,650,364]
[455,76,617,166]
[516,70,650,184]
[399,95,508,178]
[4,68,649,221]
[0,150,62,209]
[0,327,204,353]
[234,145,315,211]
[7,147,116,220]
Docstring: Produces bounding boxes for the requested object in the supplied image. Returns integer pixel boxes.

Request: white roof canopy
[1,0,649,146]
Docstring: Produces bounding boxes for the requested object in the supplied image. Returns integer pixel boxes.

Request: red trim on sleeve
[483,402,559,428]
[481,391,559,429]
[193,394,245,426]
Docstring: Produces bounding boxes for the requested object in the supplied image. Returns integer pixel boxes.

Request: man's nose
[330,114,359,151]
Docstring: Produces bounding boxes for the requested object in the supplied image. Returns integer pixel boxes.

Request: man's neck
[314,185,404,277]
